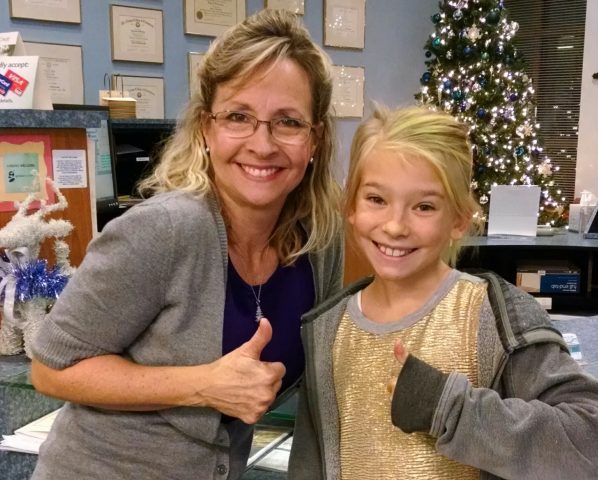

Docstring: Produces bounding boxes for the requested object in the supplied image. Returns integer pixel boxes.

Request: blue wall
[0,0,437,177]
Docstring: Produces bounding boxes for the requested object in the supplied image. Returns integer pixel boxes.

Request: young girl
[288,106,598,480]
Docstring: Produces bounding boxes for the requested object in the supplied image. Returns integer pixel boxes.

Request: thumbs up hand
[196,318,286,424]
[386,339,409,398]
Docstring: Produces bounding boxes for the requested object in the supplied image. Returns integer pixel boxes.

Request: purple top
[223,253,314,394]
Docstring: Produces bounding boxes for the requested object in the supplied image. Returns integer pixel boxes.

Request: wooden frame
[9,0,81,24]
[23,41,84,105]
[110,5,164,64]
[184,0,246,37]
[265,0,304,15]
[331,65,365,118]
[324,0,365,49]
[112,75,165,119]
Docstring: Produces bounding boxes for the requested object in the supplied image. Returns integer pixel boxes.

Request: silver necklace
[250,283,263,322]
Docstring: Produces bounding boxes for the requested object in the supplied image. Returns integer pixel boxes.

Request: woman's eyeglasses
[207,111,315,145]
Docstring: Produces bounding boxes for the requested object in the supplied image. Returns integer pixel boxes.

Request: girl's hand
[387,339,409,397]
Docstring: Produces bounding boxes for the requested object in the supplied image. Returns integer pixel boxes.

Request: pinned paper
[488,185,541,237]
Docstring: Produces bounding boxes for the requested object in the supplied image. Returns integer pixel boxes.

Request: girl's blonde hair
[345,105,482,266]
[138,9,341,264]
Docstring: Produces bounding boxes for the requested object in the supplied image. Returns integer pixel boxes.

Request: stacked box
[516,262,580,294]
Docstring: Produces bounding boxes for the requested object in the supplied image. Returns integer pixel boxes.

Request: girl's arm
[391,344,598,479]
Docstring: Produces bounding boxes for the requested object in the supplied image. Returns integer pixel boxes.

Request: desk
[0,355,63,480]
[459,231,598,312]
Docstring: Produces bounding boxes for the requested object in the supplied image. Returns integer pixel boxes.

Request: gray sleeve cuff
[391,355,449,433]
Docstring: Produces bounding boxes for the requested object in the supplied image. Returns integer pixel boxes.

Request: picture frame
[112,75,165,119]
[188,52,205,97]
[110,5,164,64]
[23,41,84,105]
[265,0,304,15]
[331,65,365,118]
[324,0,365,49]
[9,0,81,24]
[184,0,246,37]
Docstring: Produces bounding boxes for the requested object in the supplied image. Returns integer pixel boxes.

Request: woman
[30,9,343,480]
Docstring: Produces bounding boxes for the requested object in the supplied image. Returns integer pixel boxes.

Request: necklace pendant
[255,304,263,322]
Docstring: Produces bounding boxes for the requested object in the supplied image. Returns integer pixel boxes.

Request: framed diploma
[23,41,84,105]
[324,0,365,49]
[9,0,81,24]
[112,75,165,119]
[265,0,304,15]
[188,52,205,97]
[184,0,246,37]
[331,65,364,118]
[110,5,164,64]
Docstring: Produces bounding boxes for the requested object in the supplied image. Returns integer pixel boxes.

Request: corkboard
[0,128,93,268]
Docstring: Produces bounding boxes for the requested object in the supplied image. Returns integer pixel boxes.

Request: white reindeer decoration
[0,178,74,357]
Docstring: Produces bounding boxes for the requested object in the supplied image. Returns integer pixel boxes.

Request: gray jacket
[289,271,598,480]
[31,191,344,480]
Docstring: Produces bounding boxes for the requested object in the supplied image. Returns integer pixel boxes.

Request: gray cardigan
[289,271,598,480]
[31,191,344,480]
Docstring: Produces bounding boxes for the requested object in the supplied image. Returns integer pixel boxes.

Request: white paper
[0,408,61,454]
[0,55,53,110]
[52,149,87,188]
[488,185,541,237]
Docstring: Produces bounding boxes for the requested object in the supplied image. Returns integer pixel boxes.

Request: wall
[0,0,437,179]
[575,0,598,199]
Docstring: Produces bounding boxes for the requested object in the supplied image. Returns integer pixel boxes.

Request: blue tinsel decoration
[10,259,69,302]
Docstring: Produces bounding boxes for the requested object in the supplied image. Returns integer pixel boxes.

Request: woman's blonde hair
[345,105,482,266]
[138,9,341,264]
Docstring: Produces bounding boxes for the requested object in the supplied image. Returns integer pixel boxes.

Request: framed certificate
[112,75,165,119]
[23,41,84,105]
[331,65,365,118]
[110,5,164,64]
[9,0,81,24]
[265,0,305,15]
[188,52,205,97]
[324,0,365,49]
[184,0,246,37]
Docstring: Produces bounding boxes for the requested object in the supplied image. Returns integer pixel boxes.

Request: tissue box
[569,204,597,233]
[516,261,580,294]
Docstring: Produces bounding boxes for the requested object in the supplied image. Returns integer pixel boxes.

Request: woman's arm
[32,319,285,424]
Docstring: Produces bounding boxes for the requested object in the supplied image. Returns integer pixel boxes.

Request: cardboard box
[516,262,580,294]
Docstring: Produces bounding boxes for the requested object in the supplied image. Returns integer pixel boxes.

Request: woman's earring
[309,157,314,164]
[205,146,210,155]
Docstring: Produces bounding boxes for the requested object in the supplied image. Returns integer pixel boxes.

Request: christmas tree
[415,0,565,225]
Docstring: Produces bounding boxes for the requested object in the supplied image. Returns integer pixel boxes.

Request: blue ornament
[463,46,474,57]
[515,146,526,157]
[452,89,463,100]
[432,37,442,48]
[11,259,69,303]
[477,75,488,86]
[487,9,500,25]
[443,79,453,90]
[420,71,432,84]
[477,108,486,119]
[432,13,441,24]
[509,92,519,101]
[425,50,432,58]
